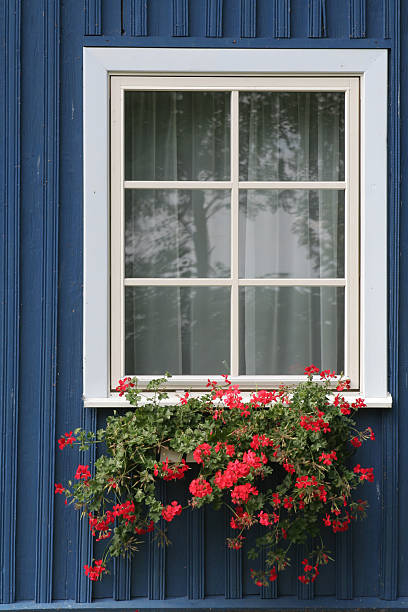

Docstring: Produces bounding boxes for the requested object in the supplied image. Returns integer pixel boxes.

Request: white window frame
[83,48,391,409]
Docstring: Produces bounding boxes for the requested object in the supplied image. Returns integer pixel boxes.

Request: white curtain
[123,90,345,376]
[124,92,231,375]
[239,92,344,374]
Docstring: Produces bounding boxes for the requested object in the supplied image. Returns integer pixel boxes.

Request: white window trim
[83,48,391,409]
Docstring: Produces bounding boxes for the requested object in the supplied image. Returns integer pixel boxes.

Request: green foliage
[58,370,374,586]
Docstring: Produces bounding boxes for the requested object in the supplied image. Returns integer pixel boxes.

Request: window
[83,49,389,406]
[110,76,359,389]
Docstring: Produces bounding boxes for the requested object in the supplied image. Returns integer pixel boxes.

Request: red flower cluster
[214,460,251,490]
[89,512,114,541]
[230,483,259,504]
[298,558,319,584]
[54,483,65,494]
[84,560,106,581]
[320,369,336,379]
[58,431,76,450]
[214,441,235,457]
[283,460,295,474]
[300,412,330,433]
[112,500,136,524]
[331,513,352,533]
[258,510,279,526]
[230,507,254,529]
[227,535,245,550]
[115,376,134,397]
[351,436,362,448]
[189,477,213,498]
[242,450,267,469]
[367,427,375,440]
[193,443,212,464]
[354,465,374,482]
[161,501,182,522]
[318,450,337,465]
[283,496,294,509]
[295,475,318,489]
[272,493,281,506]
[304,365,320,376]
[250,434,275,451]
[134,520,154,535]
[223,385,244,411]
[159,457,189,481]
[250,389,278,408]
[75,464,91,481]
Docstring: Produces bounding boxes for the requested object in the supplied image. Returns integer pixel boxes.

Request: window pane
[239,190,344,278]
[125,287,230,375]
[239,286,344,375]
[239,92,345,181]
[125,190,230,278]
[125,91,231,181]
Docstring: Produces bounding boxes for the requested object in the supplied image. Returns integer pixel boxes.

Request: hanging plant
[55,367,375,586]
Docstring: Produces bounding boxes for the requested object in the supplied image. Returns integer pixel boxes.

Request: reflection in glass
[239,92,345,181]
[239,190,344,278]
[125,190,230,278]
[125,91,231,181]
[125,287,230,375]
[239,287,344,375]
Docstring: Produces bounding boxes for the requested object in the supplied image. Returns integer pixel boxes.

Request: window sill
[83,392,392,409]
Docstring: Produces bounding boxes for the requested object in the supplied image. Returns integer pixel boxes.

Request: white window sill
[83,392,392,409]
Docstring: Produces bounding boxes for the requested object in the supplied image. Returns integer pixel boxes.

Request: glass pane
[239,190,344,278]
[239,92,345,181]
[125,91,231,181]
[125,190,230,278]
[239,286,344,375]
[125,287,230,375]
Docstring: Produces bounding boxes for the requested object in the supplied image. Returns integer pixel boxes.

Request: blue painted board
[0,0,404,606]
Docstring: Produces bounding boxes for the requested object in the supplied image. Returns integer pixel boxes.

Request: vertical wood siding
[0,0,21,604]
[0,0,403,608]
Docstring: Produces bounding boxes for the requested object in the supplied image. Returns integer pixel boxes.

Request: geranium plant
[55,366,375,586]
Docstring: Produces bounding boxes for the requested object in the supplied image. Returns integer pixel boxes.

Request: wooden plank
[274,0,290,38]
[383,0,391,38]
[309,0,326,38]
[113,557,132,601]
[241,0,256,38]
[148,481,166,599]
[206,0,223,37]
[0,0,21,604]
[380,0,399,598]
[130,0,147,36]
[172,0,189,36]
[85,0,102,35]
[187,508,204,599]
[336,529,353,599]
[225,509,242,598]
[349,0,366,38]
[34,0,60,603]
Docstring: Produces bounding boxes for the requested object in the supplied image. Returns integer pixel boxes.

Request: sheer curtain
[239,92,345,374]
[123,89,345,376]
[124,91,230,375]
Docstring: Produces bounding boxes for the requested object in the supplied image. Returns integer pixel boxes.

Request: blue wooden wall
[0,0,405,608]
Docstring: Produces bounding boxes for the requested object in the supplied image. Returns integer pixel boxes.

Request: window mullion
[231,91,239,377]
